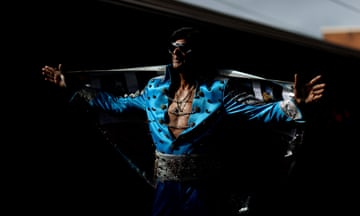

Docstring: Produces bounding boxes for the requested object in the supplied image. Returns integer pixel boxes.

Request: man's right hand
[42,64,66,88]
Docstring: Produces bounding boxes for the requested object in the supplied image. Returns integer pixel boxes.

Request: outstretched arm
[42,64,66,88]
[293,73,326,105]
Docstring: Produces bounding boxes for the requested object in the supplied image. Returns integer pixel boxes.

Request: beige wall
[322,27,360,51]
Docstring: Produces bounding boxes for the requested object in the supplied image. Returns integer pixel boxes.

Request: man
[42,27,325,216]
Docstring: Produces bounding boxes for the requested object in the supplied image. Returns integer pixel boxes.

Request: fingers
[42,65,60,75]
[308,75,322,86]
[308,82,326,103]
[42,65,53,77]
[293,73,298,89]
[309,75,326,94]
[42,65,54,74]
[42,65,59,82]
[312,83,326,91]
[311,84,326,96]
[294,73,326,104]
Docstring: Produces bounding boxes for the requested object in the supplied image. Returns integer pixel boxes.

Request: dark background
[5,0,357,215]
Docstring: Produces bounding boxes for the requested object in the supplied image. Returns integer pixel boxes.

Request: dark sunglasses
[168,42,192,55]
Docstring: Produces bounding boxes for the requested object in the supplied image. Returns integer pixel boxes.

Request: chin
[172,62,182,69]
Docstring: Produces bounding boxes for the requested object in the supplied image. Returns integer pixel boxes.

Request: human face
[169,39,192,69]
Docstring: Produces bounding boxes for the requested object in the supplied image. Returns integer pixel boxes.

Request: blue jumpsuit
[72,64,304,216]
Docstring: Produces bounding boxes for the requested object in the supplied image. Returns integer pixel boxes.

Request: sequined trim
[70,87,98,103]
[154,151,220,182]
[279,99,301,120]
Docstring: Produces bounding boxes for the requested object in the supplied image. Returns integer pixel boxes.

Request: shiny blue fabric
[83,64,304,215]
[88,64,303,155]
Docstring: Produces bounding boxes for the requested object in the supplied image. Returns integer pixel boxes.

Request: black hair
[169,27,202,45]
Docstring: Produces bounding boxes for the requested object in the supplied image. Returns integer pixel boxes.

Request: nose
[169,47,182,55]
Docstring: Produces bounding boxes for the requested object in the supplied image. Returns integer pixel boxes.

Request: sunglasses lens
[169,42,192,54]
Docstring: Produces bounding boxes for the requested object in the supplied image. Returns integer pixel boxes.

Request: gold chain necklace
[169,85,196,114]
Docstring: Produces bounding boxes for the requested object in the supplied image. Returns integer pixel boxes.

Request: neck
[179,79,196,90]
[178,70,197,89]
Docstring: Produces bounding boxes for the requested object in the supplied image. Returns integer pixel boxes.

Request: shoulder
[147,74,166,86]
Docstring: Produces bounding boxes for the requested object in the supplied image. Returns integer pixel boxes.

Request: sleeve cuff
[280,99,303,121]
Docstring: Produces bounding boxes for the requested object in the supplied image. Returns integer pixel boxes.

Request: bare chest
[167,88,195,138]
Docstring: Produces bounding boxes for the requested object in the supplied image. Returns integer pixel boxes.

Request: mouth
[173,54,184,62]
[172,57,184,69]
[173,58,181,63]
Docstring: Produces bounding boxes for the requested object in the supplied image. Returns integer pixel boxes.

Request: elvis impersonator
[42,27,326,216]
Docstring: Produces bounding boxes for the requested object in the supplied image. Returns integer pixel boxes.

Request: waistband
[154,151,221,182]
